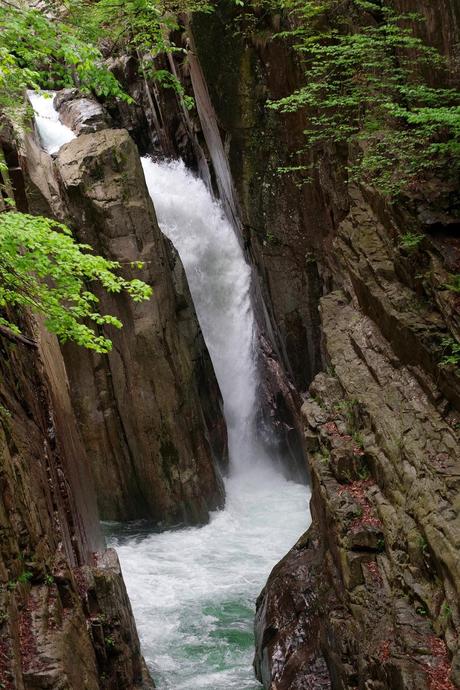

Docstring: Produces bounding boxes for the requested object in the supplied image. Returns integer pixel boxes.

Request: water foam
[106,158,310,689]
[141,157,272,475]
[27,99,310,687]
[108,473,309,689]
[28,91,75,154]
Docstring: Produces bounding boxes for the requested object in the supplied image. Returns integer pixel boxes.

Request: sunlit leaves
[0,212,152,352]
[0,3,129,112]
[268,0,460,195]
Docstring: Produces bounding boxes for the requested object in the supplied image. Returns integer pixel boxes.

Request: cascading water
[106,159,310,688]
[27,91,75,154]
[28,98,310,687]
[108,475,308,689]
[141,158,270,475]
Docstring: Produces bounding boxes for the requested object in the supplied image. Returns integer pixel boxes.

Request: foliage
[266,0,460,195]
[0,2,128,122]
[0,0,213,123]
[0,0,210,351]
[0,210,152,353]
[440,337,460,369]
[17,570,33,584]
[444,273,460,293]
[398,232,424,251]
[66,0,213,107]
[70,0,211,53]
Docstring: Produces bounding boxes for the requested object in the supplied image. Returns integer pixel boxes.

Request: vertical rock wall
[0,314,153,690]
[191,4,330,391]
[23,125,227,525]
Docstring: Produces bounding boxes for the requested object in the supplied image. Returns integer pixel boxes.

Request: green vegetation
[104,635,116,649]
[266,0,460,196]
[357,464,370,481]
[0,208,152,353]
[416,605,428,617]
[445,274,460,293]
[0,0,214,351]
[17,570,33,584]
[334,398,361,436]
[418,535,429,557]
[319,446,331,463]
[440,337,460,368]
[441,602,452,621]
[399,233,424,251]
[6,569,33,590]
[0,0,212,122]
[0,2,127,123]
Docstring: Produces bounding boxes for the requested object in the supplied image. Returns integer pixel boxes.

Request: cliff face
[0,316,153,690]
[185,1,460,688]
[23,123,227,525]
[191,5,330,392]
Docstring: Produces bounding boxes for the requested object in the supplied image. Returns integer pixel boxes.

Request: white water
[29,98,310,687]
[28,91,75,154]
[108,474,309,689]
[141,157,270,474]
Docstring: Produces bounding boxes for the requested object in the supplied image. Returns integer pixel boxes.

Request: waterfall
[141,157,272,476]
[112,158,309,688]
[27,91,75,154]
[28,97,309,687]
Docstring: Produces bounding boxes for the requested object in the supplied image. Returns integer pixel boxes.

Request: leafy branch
[0,209,152,353]
[267,0,460,196]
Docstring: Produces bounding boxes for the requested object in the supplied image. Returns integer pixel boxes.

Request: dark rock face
[19,118,226,524]
[53,129,226,524]
[254,527,333,690]
[0,316,153,690]
[256,296,460,688]
[191,6,330,393]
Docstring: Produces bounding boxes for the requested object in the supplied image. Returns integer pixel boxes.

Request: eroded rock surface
[256,288,459,688]
[187,1,460,688]
[0,316,153,690]
[55,89,111,135]
[54,128,226,523]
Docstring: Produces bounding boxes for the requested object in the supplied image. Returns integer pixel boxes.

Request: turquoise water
[107,471,310,689]
[30,91,311,690]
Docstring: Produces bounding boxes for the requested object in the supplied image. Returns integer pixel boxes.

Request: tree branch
[0,324,37,348]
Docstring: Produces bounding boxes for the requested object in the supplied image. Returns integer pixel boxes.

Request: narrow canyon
[0,1,459,689]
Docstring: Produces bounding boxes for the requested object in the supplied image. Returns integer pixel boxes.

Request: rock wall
[22,123,227,525]
[0,312,153,690]
[191,4,331,392]
[186,1,460,688]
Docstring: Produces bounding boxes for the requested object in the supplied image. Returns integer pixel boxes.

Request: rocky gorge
[0,0,459,688]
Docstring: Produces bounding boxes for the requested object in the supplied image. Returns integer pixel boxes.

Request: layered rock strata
[184,1,460,688]
[253,161,460,690]
[22,123,227,524]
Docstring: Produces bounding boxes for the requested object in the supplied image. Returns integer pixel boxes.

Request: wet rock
[0,314,153,689]
[55,88,111,134]
[254,527,333,690]
[193,3,460,686]
[54,129,226,524]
